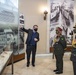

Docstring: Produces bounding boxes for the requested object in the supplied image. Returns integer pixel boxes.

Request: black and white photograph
[50,0,74,47]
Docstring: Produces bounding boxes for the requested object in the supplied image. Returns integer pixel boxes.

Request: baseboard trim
[36,52,71,57]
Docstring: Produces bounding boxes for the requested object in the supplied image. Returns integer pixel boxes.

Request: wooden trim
[50,46,72,52]
[13,53,25,62]
[8,53,25,64]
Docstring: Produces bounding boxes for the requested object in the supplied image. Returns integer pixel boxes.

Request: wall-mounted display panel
[50,0,74,47]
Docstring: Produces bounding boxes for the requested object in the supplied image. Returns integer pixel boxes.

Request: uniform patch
[61,38,64,40]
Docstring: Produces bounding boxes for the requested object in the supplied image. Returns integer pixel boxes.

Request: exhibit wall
[50,0,74,47]
[75,0,76,22]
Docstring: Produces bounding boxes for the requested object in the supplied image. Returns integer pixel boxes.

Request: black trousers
[26,45,36,65]
[72,62,76,75]
[55,54,64,72]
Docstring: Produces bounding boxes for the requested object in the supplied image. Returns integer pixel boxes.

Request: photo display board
[50,0,74,47]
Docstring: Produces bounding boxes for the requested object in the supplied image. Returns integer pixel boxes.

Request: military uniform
[53,35,66,73]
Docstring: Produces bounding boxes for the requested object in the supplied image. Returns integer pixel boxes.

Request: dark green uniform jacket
[53,35,66,55]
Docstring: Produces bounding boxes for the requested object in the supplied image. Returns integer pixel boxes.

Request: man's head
[33,25,38,32]
[56,27,62,36]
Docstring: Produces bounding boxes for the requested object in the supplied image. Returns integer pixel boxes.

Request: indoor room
[0,0,76,75]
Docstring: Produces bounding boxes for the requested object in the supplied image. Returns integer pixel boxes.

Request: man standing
[53,27,66,74]
[20,25,39,67]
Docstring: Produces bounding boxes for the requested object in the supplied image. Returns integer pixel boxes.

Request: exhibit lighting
[44,10,48,20]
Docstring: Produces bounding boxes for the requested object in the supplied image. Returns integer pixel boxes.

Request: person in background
[20,25,39,67]
[71,36,76,75]
[53,27,66,74]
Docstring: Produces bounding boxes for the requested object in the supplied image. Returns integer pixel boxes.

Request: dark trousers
[26,45,36,65]
[73,62,76,75]
[55,54,63,72]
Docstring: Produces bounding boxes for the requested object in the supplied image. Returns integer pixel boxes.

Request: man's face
[33,26,38,31]
[56,30,59,34]
[56,29,61,36]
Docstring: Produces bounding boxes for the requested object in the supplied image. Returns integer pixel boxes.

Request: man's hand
[19,25,24,29]
[34,38,38,41]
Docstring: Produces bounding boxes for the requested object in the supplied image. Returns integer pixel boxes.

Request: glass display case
[0,0,19,55]
[0,32,6,54]
[0,0,25,55]
[0,0,25,63]
[0,31,14,54]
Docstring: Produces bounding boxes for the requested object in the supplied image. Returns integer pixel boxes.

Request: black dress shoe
[32,64,35,67]
[53,69,58,72]
[55,71,63,74]
[27,62,30,67]
[26,64,29,67]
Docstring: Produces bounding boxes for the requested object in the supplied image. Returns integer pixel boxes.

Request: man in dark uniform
[53,27,66,74]
[20,25,39,67]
